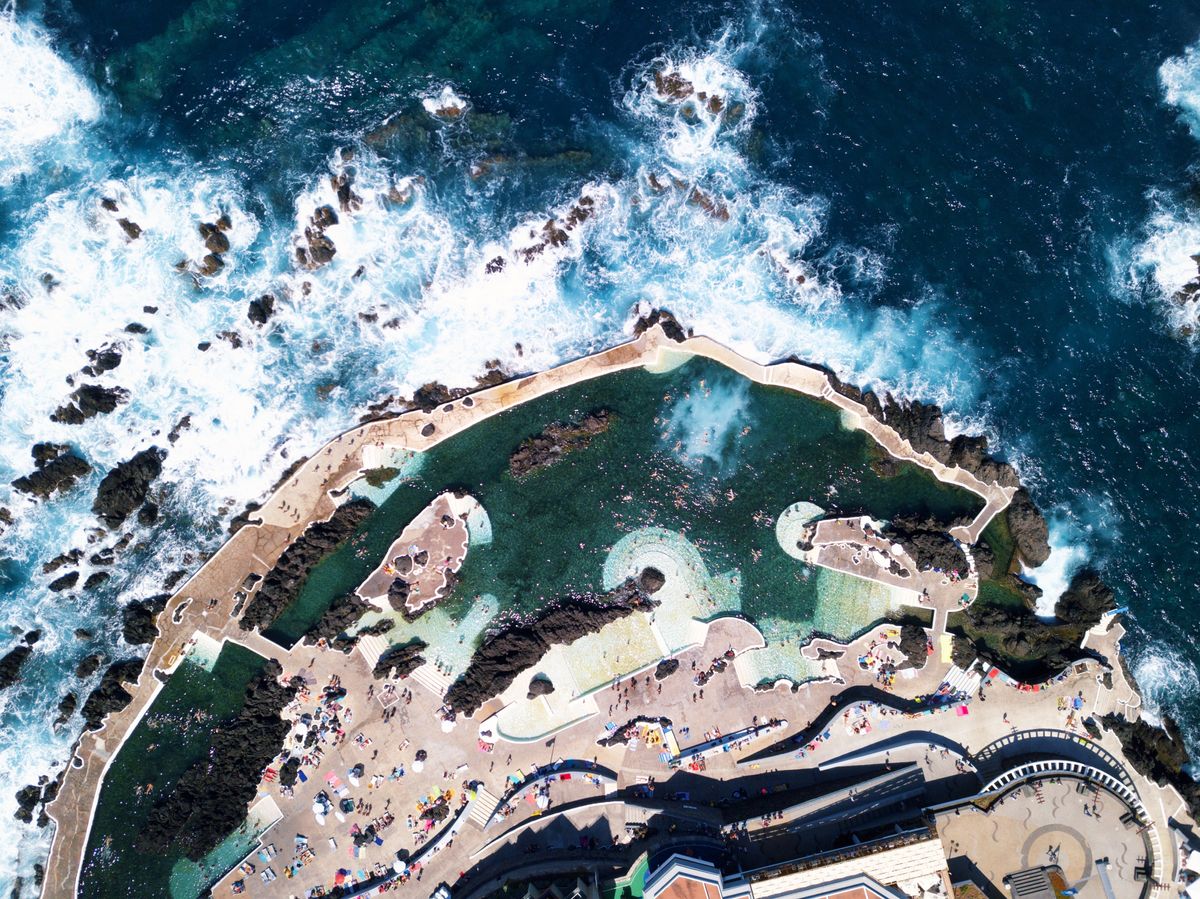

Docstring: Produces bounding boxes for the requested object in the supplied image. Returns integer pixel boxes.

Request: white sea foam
[421,85,468,119]
[0,11,99,184]
[0,17,998,895]
[1135,644,1200,722]
[1161,42,1200,140]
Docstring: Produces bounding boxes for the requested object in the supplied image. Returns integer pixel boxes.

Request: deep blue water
[5,0,1200,891]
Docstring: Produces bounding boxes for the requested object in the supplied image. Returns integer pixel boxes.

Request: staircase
[467,786,500,829]
[356,634,389,671]
[939,661,982,697]
[410,662,453,698]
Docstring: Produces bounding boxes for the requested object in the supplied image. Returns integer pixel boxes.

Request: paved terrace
[44,325,1021,897]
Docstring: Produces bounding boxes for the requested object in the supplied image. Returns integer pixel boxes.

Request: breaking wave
[0,8,991,892]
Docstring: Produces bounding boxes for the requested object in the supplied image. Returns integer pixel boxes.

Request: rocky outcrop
[92,447,166,528]
[509,409,613,478]
[444,581,655,716]
[121,594,170,645]
[654,658,680,680]
[81,657,145,730]
[1056,569,1115,627]
[632,307,688,342]
[823,373,1022,494]
[952,569,1113,681]
[1005,488,1051,567]
[12,445,91,499]
[1100,712,1200,820]
[82,345,122,377]
[372,639,428,680]
[239,498,376,632]
[896,624,930,671]
[295,204,338,269]
[247,294,275,325]
[74,652,106,679]
[138,660,299,860]
[640,567,666,594]
[48,572,79,592]
[51,384,130,424]
[302,593,372,650]
[0,630,40,690]
[526,675,555,699]
[884,516,968,573]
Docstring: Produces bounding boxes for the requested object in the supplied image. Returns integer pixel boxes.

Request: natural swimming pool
[266,355,983,670]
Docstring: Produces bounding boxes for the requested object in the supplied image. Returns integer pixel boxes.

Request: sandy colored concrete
[42,326,1145,899]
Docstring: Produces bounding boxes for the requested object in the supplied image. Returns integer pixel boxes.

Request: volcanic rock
[1102,712,1200,821]
[54,692,77,727]
[239,498,376,632]
[509,409,612,478]
[303,593,372,650]
[117,218,142,240]
[48,571,79,592]
[444,580,654,716]
[884,516,967,573]
[372,639,428,680]
[526,675,555,699]
[12,446,91,499]
[83,571,110,590]
[82,345,122,376]
[81,657,145,730]
[639,567,666,594]
[92,447,166,528]
[247,294,275,325]
[74,652,106,679]
[632,307,688,342]
[137,659,299,860]
[199,222,230,254]
[654,658,680,680]
[122,594,170,645]
[386,577,410,612]
[0,644,32,691]
[1005,488,1051,567]
[42,548,83,575]
[51,384,130,424]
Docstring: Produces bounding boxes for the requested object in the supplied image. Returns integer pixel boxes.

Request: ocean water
[5,0,1200,891]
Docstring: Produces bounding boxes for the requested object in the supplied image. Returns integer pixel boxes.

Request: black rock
[48,571,79,592]
[51,384,130,424]
[43,548,83,574]
[117,218,142,240]
[1005,488,1051,568]
[124,322,149,334]
[136,660,299,860]
[14,784,39,823]
[239,499,376,632]
[1056,569,1116,628]
[82,345,122,376]
[654,658,680,680]
[74,652,106,679]
[444,580,654,716]
[83,571,110,590]
[247,294,276,326]
[1101,712,1200,821]
[526,675,555,699]
[122,594,170,645]
[302,593,371,650]
[92,447,166,528]
[0,644,32,691]
[372,640,428,680]
[631,307,688,342]
[12,448,91,499]
[137,502,159,526]
[24,630,41,645]
[81,657,145,730]
[509,409,613,478]
[885,516,967,573]
[54,692,77,726]
[639,567,666,594]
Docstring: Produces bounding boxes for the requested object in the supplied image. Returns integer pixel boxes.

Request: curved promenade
[40,324,1016,898]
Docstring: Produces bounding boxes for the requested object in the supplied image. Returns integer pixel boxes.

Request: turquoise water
[268,356,981,647]
[79,643,267,899]
[9,1,1200,890]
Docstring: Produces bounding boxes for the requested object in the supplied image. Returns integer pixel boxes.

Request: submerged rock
[92,447,166,529]
[508,409,613,478]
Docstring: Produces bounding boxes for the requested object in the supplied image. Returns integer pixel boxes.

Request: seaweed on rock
[239,498,376,632]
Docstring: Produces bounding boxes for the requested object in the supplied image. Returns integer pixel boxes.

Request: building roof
[1004,867,1057,899]
[748,835,948,898]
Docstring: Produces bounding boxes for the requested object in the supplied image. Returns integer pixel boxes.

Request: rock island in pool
[36,317,1200,899]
